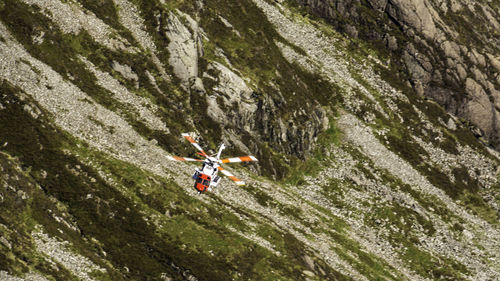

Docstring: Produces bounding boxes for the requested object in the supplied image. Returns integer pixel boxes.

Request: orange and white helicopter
[167,133,258,193]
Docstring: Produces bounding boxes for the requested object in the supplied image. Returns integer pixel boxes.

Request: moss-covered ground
[0,79,349,280]
[0,0,498,280]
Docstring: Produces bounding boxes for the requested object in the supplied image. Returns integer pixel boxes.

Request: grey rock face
[464,78,499,139]
[166,10,203,91]
[206,62,257,131]
[161,6,329,165]
[205,61,328,162]
[383,34,397,51]
[295,0,500,148]
[111,60,139,87]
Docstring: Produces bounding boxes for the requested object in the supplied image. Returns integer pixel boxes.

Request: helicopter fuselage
[192,159,221,193]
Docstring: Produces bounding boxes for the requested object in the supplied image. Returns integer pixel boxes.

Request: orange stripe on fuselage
[184,135,196,143]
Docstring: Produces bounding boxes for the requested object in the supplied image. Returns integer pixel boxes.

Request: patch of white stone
[33,227,105,281]
[272,21,389,119]
[21,0,131,51]
[413,136,497,188]
[165,10,199,85]
[0,271,49,281]
[112,0,170,80]
[79,56,168,132]
[298,147,427,281]
[338,113,500,280]
[212,173,371,280]
[0,21,178,179]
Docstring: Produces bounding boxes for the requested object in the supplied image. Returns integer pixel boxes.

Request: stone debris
[33,229,105,281]
[21,0,130,51]
[0,22,173,179]
[295,0,500,149]
[268,7,390,119]
[80,56,168,132]
[250,2,500,278]
[0,0,499,280]
[0,271,49,281]
[338,113,500,280]
[113,0,170,80]
[413,136,497,188]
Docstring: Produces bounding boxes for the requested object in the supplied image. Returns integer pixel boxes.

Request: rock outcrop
[165,7,328,167]
[0,0,499,280]
[295,0,500,148]
[166,10,205,92]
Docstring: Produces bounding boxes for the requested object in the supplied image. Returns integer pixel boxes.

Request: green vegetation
[400,241,468,280]
[75,0,137,45]
[284,115,341,186]
[0,152,80,280]
[320,178,348,210]
[324,229,404,281]
[0,0,196,156]
[365,201,468,280]
[0,79,348,280]
[346,67,499,226]
[0,0,498,279]
[197,0,343,177]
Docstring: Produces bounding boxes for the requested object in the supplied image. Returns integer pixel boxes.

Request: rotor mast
[216,143,225,160]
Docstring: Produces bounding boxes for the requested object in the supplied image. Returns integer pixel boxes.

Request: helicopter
[167,133,258,193]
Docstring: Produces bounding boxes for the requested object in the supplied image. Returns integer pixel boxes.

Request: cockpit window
[203,180,209,186]
[196,177,203,184]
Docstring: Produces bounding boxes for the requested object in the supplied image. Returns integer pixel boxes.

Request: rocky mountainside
[296,0,500,149]
[0,0,498,280]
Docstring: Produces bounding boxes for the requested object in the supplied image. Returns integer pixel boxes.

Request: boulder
[111,61,139,86]
[206,62,257,132]
[386,0,437,39]
[446,118,457,130]
[384,34,398,51]
[402,50,431,84]
[456,64,467,81]
[487,54,500,74]
[464,78,499,140]
[441,40,461,60]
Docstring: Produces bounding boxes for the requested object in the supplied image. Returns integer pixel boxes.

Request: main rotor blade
[217,166,245,186]
[219,156,258,164]
[166,156,203,162]
[181,133,208,157]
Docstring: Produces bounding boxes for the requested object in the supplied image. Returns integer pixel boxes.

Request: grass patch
[0,0,196,156]
[75,0,137,45]
[0,80,349,280]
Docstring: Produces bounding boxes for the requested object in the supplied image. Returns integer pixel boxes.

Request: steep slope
[294,0,500,149]
[0,0,499,280]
